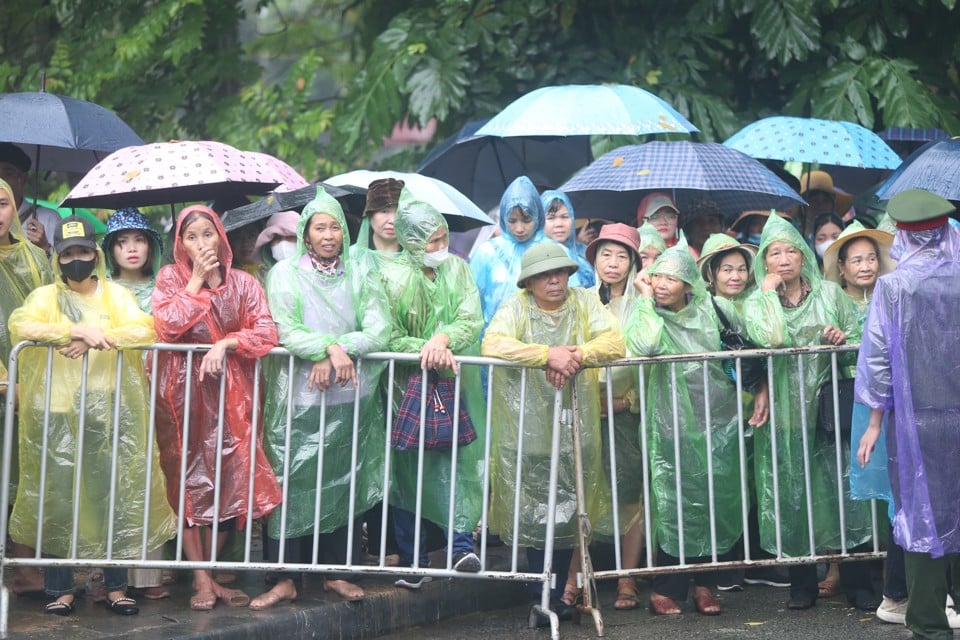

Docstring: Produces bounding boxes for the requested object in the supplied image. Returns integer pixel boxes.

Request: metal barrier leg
[571,382,604,636]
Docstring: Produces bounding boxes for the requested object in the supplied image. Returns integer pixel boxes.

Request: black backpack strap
[710,295,732,332]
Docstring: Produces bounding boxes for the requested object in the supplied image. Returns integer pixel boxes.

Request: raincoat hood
[102,208,164,277]
[891,223,960,265]
[648,237,705,295]
[394,187,448,266]
[498,176,544,243]
[541,189,577,250]
[298,186,351,263]
[0,177,28,244]
[172,204,233,284]
[754,210,820,291]
[638,220,667,254]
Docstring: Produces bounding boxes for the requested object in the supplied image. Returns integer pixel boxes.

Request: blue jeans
[46,566,126,597]
[392,507,474,567]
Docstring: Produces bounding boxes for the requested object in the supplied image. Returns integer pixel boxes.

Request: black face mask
[60,257,97,282]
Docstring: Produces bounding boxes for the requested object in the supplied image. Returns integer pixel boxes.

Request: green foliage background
[3,0,958,201]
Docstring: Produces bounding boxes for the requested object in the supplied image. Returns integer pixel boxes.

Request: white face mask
[814,240,832,258]
[422,247,450,268]
[271,240,298,262]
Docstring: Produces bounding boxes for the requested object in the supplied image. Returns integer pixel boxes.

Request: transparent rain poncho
[541,189,595,288]
[151,205,282,526]
[482,284,623,549]
[263,187,390,537]
[0,177,53,500]
[589,237,643,534]
[8,247,176,558]
[624,244,744,557]
[856,223,960,557]
[743,213,872,556]
[638,220,667,256]
[470,176,548,327]
[379,189,487,533]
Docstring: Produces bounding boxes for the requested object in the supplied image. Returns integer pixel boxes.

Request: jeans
[392,507,473,567]
[46,566,126,596]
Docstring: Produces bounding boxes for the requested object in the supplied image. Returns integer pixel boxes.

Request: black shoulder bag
[710,297,766,392]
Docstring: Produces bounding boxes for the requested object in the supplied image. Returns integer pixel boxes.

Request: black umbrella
[0,91,144,173]
[417,119,592,211]
[220,182,366,232]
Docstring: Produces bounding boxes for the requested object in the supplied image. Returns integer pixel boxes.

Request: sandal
[649,592,682,615]
[219,587,251,608]
[44,598,75,616]
[560,580,581,607]
[614,578,640,610]
[818,578,841,599]
[190,590,217,611]
[105,595,139,616]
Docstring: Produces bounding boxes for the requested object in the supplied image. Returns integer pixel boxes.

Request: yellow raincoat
[8,248,175,559]
[482,286,623,548]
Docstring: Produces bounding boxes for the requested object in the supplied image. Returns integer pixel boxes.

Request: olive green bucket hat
[516,242,578,287]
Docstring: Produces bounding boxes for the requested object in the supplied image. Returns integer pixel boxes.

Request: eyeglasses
[647,211,678,222]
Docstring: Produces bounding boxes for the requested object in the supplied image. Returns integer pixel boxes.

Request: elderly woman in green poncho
[254,187,390,608]
[482,242,622,620]
[379,188,487,587]
[742,213,875,611]
[637,220,666,270]
[625,239,744,617]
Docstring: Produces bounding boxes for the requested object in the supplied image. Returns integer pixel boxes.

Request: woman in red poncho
[151,205,281,611]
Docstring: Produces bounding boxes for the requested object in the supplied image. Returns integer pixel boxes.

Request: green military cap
[886,189,955,223]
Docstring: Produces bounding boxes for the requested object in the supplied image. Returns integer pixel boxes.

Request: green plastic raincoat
[742,214,871,556]
[482,285,623,549]
[625,244,744,558]
[351,217,402,273]
[263,188,390,538]
[379,190,486,533]
[0,178,54,499]
[8,247,175,558]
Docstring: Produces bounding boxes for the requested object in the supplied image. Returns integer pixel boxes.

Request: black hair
[105,229,156,278]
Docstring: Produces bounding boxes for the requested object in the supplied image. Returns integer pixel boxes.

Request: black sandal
[44,599,75,616]
[105,595,139,616]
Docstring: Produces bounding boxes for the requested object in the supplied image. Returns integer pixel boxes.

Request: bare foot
[324,579,364,602]
[250,579,298,611]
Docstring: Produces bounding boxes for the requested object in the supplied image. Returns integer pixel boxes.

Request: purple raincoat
[855,223,960,557]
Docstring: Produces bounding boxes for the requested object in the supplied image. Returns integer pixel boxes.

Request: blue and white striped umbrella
[475,84,698,137]
[559,141,805,223]
[723,116,901,169]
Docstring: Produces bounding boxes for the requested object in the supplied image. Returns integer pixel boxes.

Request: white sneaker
[947,603,960,629]
[876,596,908,625]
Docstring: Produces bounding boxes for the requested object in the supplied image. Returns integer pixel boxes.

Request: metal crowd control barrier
[0,341,884,640]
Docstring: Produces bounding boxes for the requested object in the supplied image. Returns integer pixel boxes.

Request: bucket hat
[585,223,641,265]
[102,208,164,256]
[516,242,578,287]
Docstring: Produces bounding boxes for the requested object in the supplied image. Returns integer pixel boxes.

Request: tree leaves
[747,0,820,66]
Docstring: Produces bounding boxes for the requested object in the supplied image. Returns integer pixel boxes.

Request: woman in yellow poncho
[0,177,53,595]
[8,216,175,616]
[482,242,623,620]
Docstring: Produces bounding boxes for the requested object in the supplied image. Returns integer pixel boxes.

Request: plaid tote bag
[392,371,477,451]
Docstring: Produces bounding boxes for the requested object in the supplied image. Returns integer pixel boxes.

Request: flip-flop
[190,590,217,611]
[219,588,251,607]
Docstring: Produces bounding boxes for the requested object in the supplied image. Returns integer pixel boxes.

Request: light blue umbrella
[475,84,699,137]
[875,138,960,201]
[723,116,901,169]
[559,142,805,223]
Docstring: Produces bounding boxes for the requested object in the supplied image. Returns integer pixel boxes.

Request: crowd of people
[1,139,957,640]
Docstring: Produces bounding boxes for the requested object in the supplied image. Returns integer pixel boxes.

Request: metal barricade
[0,341,884,640]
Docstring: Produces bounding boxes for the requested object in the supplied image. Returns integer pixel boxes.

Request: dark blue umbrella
[417,119,591,211]
[560,142,805,223]
[875,138,960,201]
[878,127,950,143]
[0,91,144,172]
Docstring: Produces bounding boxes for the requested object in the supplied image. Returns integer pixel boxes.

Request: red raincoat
[151,205,281,527]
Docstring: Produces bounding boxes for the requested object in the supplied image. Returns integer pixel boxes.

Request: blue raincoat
[540,190,595,289]
[856,224,960,557]
[470,176,548,327]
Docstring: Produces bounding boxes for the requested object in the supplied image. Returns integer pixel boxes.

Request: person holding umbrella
[0,142,59,254]
[470,176,547,328]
